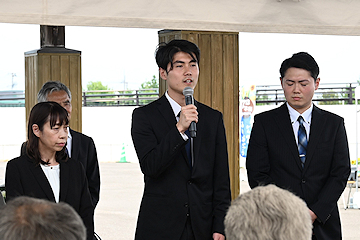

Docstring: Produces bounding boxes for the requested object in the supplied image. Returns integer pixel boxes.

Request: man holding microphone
[131,39,231,240]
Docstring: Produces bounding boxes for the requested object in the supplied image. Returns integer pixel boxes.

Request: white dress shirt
[165,91,188,140]
[40,164,60,203]
[286,102,312,145]
[66,126,72,157]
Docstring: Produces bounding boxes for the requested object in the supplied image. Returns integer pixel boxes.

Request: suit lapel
[156,95,178,128]
[304,106,325,171]
[28,159,56,202]
[156,95,193,168]
[274,104,303,170]
[191,100,202,172]
[59,161,70,201]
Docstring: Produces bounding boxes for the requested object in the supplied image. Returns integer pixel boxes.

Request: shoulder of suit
[313,105,344,120]
[133,95,169,116]
[70,128,93,141]
[133,95,164,110]
[196,101,222,115]
[254,104,284,119]
[8,155,23,164]
[8,154,33,165]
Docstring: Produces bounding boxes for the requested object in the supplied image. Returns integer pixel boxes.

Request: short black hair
[280,52,319,81]
[155,39,200,73]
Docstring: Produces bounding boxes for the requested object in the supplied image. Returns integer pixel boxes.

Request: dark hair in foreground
[37,81,72,102]
[280,52,319,81]
[224,184,312,240]
[0,196,86,240]
[155,39,200,72]
[26,101,69,164]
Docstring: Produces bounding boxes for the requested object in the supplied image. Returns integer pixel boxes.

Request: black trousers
[180,216,195,240]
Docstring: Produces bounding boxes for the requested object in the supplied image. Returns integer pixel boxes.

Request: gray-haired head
[224,184,312,240]
[0,196,86,240]
[37,81,72,103]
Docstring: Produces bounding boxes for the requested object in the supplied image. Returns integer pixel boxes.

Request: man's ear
[159,67,167,81]
[315,78,320,90]
[32,124,41,138]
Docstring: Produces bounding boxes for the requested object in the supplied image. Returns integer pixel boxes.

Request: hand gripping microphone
[182,87,197,138]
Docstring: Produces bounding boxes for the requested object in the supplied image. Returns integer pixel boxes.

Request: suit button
[188,181,192,184]
[186,213,190,217]
[302,179,306,184]
[184,203,188,208]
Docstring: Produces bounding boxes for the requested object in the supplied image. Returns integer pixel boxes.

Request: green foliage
[87,81,110,91]
[83,78,159,106]
[85,81,114,106]
[255,94,271,106]
[139,75,159,105]
[318,91,342,105]
[141,75,159,89]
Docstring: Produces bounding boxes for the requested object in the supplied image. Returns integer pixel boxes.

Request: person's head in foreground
[0,196,86,240]
[224,184,312,240]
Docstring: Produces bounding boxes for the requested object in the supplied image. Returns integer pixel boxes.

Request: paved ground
[0,161,359,239]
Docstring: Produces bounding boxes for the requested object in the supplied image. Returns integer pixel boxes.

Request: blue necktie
[298,116,307,168]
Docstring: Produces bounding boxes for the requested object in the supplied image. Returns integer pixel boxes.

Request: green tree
[139,75,159,105]
[318,91,341,105]
[87,81,110,91]
[85,81,114,106]
[256,94,270,106]
[141,75,159,89]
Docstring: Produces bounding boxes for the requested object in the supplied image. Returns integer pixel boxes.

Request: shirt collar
[67,126,72,139]
[165,91,182,117]
[286,102,313,125]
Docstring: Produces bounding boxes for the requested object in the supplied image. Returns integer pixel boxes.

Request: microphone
[182,87,197,138]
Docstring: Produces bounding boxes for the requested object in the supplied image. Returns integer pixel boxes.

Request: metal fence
[82,88,159,106]
[1,83,359,107]
[255,83,358,105]
[0,89,159,107]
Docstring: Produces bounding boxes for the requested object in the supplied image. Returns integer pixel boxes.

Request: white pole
[353,87,360,208]
[356,91,358,192]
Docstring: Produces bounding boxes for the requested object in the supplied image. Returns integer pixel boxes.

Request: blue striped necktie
[298,116,307,168]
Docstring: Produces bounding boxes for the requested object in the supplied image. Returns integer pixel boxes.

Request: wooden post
[158,30,240,199]
[24,26,82,132]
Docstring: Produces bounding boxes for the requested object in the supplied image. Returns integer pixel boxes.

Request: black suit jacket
[5,155,94,240]
[246,103,350,240]
[131,95,231,240]
[70,129,100,207]
[21,129,100,207]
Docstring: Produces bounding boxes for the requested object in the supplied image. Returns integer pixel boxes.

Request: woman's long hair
[26,101,69,164]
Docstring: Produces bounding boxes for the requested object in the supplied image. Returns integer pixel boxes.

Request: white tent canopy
[1,0,360,35]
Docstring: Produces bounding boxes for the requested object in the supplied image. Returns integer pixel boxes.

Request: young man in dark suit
[21,81,100,207]
[246,52,350,240]
[131,39,231,240]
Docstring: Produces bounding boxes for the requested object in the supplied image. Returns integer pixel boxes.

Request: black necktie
[185,130,193,169]
[177,112,193,169]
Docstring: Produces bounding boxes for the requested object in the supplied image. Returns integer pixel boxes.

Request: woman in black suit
[5,101,94,240]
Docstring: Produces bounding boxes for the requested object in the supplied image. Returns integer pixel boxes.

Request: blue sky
[1,23,360,91]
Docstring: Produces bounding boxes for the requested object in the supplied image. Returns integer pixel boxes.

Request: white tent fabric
[1,0,360,35]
